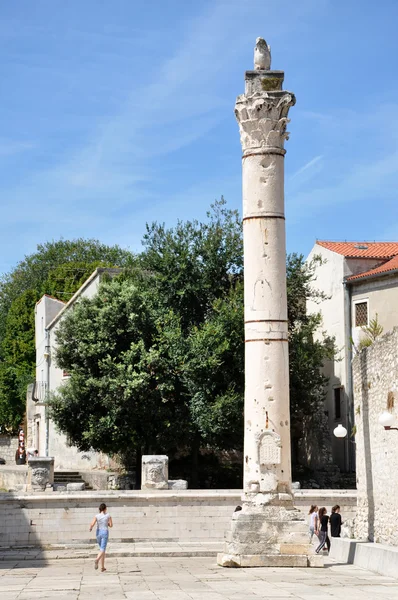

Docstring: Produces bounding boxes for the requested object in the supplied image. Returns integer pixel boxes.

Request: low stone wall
[353,326,398,545]
[0,489,357,548]
[330,538,398,580]
[0,467,135,492]
[0,436,19,465]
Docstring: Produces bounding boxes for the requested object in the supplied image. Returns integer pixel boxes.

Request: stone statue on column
[217,38,322,568]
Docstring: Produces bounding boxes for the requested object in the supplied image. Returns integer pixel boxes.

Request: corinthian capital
[235,91,296,154]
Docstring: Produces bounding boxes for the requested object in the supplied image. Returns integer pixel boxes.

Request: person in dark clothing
[330,505,343,538]
[315,507,331,553]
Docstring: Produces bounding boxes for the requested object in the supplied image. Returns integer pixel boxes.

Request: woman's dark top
[320,515,329,532]
[330,512,342,537]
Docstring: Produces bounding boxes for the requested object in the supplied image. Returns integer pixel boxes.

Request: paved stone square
[0,556,398,600]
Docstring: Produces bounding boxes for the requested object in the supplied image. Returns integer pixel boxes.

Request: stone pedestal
[141,455,168,489]
[218,39,320,568]
[27,457,54,491]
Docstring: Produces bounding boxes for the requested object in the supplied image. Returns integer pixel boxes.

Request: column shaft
[243,150,290,492]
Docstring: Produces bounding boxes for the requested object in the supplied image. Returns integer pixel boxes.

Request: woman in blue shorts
[89,502,113,572]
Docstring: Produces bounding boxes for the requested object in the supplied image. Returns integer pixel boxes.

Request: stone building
[27,268,120,470]
[306,241,398,472]
[353,326,398,545]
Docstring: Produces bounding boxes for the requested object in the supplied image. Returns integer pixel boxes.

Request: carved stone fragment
[141,455,169,489]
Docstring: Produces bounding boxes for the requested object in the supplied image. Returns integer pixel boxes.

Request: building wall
[31,296,66,456]
[343,258,384,279]
[0,436,19,465]
[351,275,398,348]
[31,271,118,470]
[353,327,398,545]
[306,246,347,470]
[0,489,357,547]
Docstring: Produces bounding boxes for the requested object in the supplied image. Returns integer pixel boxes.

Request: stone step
[53,471,93,490]
[54,475,83,483]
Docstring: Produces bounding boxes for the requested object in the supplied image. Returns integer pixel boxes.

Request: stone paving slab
[0,556,398,599]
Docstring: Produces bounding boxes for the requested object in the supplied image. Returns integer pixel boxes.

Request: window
[334,388,342,420]
[62,370,70,378]
[355,301,368,327]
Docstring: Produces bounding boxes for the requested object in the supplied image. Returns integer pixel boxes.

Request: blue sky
[1,0,398,274]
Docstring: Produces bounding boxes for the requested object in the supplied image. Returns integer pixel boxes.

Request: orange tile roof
[347,255,398,281]
[316,241,398,259]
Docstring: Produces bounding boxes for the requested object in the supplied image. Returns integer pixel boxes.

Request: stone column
[218,38,321,568]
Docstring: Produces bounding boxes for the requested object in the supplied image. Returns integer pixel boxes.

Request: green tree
[141,197,243,331]
[51,277,194,464]
[0,238,135,348]
[0,289,39,430]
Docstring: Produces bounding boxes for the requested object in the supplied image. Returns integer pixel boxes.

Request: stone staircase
[53,471,92,491]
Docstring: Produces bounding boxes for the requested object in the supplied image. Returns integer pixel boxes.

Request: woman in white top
[89,502,113,572]
[308,504,318,543]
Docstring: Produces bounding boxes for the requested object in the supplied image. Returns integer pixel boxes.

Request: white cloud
[288,150,398,219]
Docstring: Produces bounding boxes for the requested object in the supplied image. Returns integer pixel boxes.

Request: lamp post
[379,411,398,431]
[333,424,348,439]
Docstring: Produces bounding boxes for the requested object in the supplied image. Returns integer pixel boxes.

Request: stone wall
[0,489,357,547]
[353,326,398,545]
[0,436,19,464]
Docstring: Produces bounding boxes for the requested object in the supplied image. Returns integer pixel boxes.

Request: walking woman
[308,505,318,543]
[89,503,113,572]
[315,507,330,554]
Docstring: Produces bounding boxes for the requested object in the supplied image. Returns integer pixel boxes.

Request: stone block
[329,537,359,563]
[168,479,188,490]
[217,552,311,568]
[354,542,398,579]
[308,554,324,568]
[67,483,85,491]
[52,484,67,492]
[141,455,168,489]
[27,457,55,491]
[280,543,313,555]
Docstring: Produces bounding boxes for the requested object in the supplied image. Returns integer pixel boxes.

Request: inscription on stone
[259,434,281,465]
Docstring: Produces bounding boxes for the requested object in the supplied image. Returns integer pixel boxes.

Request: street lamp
[378,411,398,431]
[333,424,348,438]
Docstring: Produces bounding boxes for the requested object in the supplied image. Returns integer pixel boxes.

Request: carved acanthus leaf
[235,92,296,152]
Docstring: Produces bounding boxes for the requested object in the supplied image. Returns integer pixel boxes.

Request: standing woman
[308,505,318,543]
[89,503,113,572]
[315,507,330,554]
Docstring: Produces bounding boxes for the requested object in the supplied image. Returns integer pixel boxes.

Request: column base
[217,492,323,568]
